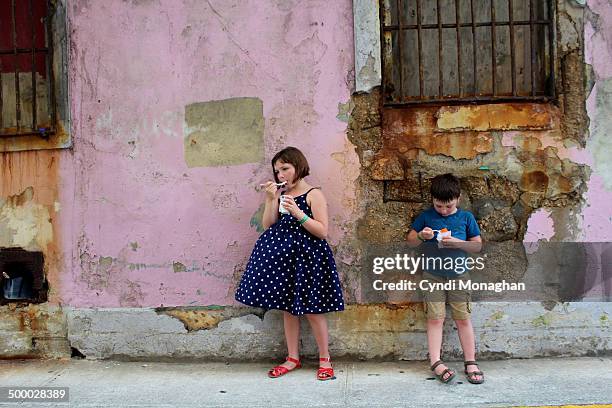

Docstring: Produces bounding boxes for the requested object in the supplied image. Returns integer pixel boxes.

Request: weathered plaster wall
[581,0,612,241]
[0,148,73,357]
[357,0,608,286]
[65,0,357,308]
[2,0,611,361]
[336,0,611,360]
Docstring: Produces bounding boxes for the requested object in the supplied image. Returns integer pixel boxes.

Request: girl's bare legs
[306,314,331,368]
[278,311,300,369]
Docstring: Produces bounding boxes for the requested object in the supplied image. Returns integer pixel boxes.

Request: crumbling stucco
[344,0,594,306]
[158,306,264,331]
[353,0,382,93]
[0,304,69,359]
[0,187,53,251]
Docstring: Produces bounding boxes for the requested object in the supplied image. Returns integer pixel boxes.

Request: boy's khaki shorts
[421,272,471,320]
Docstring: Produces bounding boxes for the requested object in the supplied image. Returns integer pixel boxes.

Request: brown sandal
[431,360,455,383]
[464,361,484,384]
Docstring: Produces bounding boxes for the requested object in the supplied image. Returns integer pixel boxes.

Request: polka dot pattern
[235,189,345,316]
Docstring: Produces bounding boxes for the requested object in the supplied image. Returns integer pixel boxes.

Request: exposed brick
[520,170,550,193]
[370,154,404,180]
[410,132,494,159]
[384,177,423,202]
[478,207,519,241]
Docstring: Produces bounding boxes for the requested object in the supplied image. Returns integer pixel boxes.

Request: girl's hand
[280,196,304,219]
[261,181,281,201]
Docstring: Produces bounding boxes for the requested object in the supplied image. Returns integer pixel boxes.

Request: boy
[406,173,484,384]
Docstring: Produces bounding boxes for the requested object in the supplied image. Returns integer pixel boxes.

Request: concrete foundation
[64,302,611,361]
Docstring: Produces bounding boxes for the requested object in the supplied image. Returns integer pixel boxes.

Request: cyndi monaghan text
[373,279,526,293]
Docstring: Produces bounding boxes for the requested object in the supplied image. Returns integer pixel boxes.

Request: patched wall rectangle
[184,97,264,167]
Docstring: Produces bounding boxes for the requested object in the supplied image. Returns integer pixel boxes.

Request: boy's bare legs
[278,311,300,369]
[427,318,453,380]
[306,314,332,369]
[455,318,483,382]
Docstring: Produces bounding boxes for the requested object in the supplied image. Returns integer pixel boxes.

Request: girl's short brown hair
[271,147,310,183]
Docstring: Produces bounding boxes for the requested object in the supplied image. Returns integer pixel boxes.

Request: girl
[235,146,344,381]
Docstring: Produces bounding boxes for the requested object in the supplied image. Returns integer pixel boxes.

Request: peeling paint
[525,209,556,242]
[159,306,263,331]
[336,100,354,123]
[0,187,53,251]
[173,262,187,273]
[588,78,612,189]
[436,104,554,132]
[353,0,382,92]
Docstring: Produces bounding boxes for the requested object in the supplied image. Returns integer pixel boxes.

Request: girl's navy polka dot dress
[235,188,345,316]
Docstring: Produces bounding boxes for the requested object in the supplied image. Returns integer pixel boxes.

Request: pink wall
[58,0,611,308]
[581,0,612,242]
[61,0,357,307]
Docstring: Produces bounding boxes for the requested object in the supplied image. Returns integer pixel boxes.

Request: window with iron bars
[0,0,56,137]
[381,0,555,105]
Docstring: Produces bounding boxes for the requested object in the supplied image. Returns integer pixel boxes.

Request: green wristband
[299,215,309,225]
[417,232,426,242]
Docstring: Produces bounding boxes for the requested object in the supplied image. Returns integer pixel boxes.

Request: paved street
[0,357,611,407]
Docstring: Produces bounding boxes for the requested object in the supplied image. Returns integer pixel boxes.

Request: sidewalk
[0,357,611,407]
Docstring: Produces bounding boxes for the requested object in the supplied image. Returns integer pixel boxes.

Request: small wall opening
[0,248,46,304]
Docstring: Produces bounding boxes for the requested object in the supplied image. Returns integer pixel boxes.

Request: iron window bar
[0,0,56,137]
[381,0,555,105]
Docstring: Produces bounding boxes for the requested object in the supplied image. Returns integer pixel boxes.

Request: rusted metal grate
[381,0,555,105]
[0,0,55,137]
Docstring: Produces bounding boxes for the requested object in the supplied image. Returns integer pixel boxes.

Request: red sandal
[317,357,335,381]
[268,356,301,378]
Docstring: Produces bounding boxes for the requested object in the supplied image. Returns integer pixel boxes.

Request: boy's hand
[420,227,434,240]
[440,235,463,248]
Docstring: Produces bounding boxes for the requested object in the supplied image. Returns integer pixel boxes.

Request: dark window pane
[381,0,553,104]
[0,0,54,135]
[400,0,418,26]
[401,29,420,98]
